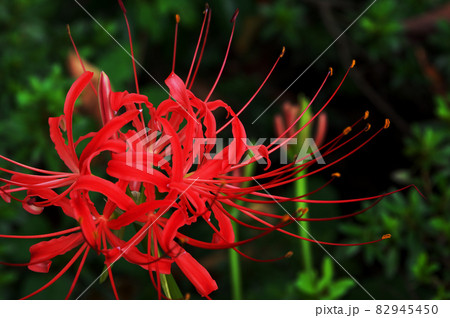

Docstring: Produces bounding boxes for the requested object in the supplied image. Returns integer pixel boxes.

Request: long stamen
[188,5,212,90]
[65,246,90,299]
[0,155,70,175]
[172,14,180,74]
[204,9,239,102]
[229,207,390,247]
[216,47,286,134]
[0,226,81,239]
[118,0,139,94]
[268,68,333,151]
[150,229,162,300]
[186,4,209,86]
[21,244,87,300]
[102,230,120,300]
[66,25,98,97]
[268,62,354,155]
[118,0,146,128]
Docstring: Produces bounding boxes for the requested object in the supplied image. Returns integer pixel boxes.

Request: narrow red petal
[28,233,84,273]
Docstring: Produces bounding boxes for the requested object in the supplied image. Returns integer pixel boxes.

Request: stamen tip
[364,123,371,131]
[351,59,356,68]
[231,9,239,23]
[280,46,286,58]
[118,0,126,14]
[331,172,341,178]
[296,207,308,217]
[329,67,333,76]
[285,251,294,258]
[175,14,181,24]
[203,3,210,14]
[382,234,391,240]
[179,237,188,244]
[281,214,291,223]
[384,118,390,129]
[184,293,191,300]
[364,110,369,120]
[343,126,352,135]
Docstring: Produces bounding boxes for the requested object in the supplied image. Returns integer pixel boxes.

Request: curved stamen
[186,4,209,86]
[65,246,90,300]
[188,5,212,90]
[67,25,98,96]
[172,14,181,74]
[118,0,146,130]
[204,9,239,102]
[216,47,286,134]
[21,243,87,300]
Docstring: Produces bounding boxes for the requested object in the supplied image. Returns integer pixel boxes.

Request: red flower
[0,1,422,300]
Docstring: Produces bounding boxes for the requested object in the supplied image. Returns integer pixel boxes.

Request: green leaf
[295,269,319,295]
[99,265,111,284]
[160,273,184,300]
[317,258,334,292]
[325,279,354,300]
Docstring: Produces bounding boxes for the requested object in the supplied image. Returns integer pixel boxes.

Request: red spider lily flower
[0,1,423,300]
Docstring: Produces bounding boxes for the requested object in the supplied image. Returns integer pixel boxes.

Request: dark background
[0,0,449,299]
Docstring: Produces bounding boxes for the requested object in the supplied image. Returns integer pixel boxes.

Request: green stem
[228,161,255,300]
[295,171,313,273]
[296,95,313,274]
[229,207,242,300]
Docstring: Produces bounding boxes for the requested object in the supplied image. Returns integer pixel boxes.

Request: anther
[331,172,341,178]
[175,14,180,24]
[203,3,210,14]
[384,119,390,129]
[343,126,352,135]
[231,9,239,23]
[382,234,391,240]
[285,251,294,258]
[184,293,191,300]
[59,117,67,131]
[280,46,286,58]
[364,123,371,131]
[351,59,356,68]
[281,214,291,223]
[364,110,369,120]
[296,207,309,217]
[179,237,188,245]
[329,67,333,76]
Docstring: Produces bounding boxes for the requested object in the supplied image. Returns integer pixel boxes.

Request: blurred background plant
[0,0,449,299]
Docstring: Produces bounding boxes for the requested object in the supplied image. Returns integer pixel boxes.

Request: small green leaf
[295,270,318,295]
[325,279,354,300]
[161,273,184,300]
[99,264,111,284]
[317,258,334,292]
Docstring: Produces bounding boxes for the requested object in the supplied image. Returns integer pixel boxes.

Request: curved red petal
[28,233,84,273]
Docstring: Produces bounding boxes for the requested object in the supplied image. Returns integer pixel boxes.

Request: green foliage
[358,1,403,59]
[340,95,450,299]
[292,258,354,300]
